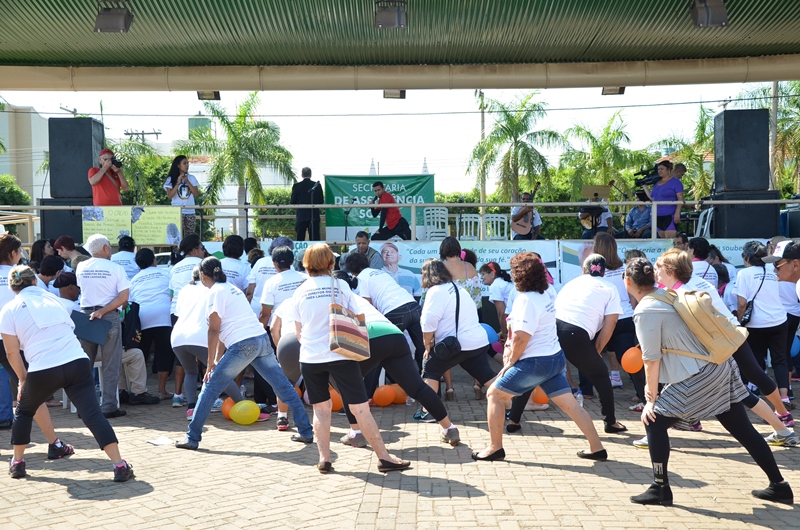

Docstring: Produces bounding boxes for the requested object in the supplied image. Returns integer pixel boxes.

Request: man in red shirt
[369,181,411,240]
[88,148,129,206]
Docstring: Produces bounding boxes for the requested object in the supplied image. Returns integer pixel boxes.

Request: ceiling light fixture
[94,2,134,33]
[383,90,406,99]
[375,1,408,29]
[197,91,221,101]
[690,0,728,28]
[601,87,625,95]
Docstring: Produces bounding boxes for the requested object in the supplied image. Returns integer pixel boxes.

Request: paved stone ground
[1,367,799,530]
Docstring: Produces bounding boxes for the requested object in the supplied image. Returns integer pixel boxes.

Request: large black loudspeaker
[714,109,769,192]
[712,190,780,239]
[39,198,92,242]
[48,118,105,198]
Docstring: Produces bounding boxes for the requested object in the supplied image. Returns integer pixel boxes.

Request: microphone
[608,180,615,187]
[309,181,319,193]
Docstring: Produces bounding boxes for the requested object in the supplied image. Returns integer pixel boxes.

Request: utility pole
[124,129,162,142]
[475,89,486,239]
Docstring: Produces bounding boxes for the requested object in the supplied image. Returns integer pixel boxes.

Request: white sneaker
[210,398,224,412]
[186,409,194,421]
[523,403,550,411]
[765,431,800,447]
[632,436,649,449]
[610,373,623,388]
[629,403,644,412]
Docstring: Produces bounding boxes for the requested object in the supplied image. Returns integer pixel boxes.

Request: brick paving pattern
[1,368,798,529]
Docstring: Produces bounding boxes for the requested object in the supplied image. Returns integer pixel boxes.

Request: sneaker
[47,441,75,460]
[633,435,672,449]
[610,373,623,388]
[103,408,127,419]
[118,390,130,404]
[629,403,645,412]
[673,421,703,432]
[171,395,184,408]
[418,411,436,423]
[255,413,270,422]
[129,392,160,405]
[291,434,314,444]
[175,437,198,450]
[524,403,550,411]
[765,431,800,447]
[277,416,289,431]
[9,459,26,479]
[782,399,796,411]
[113,462,135,482]
[752,482,794,505]
[441,427,461,446]
[777,411,795,428]
[186,409,194,421]
[210,398,224,412]
[340,432,368,448]
[158,392,173,401]
[412,408,424,421]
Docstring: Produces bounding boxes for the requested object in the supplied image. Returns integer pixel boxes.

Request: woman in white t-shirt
[738,241,791,407]
[170,266,241,418]
[131,248,178,403]
[246,236,294,315]
[284,244,410,474]
[555,254,627,434]
[472,253,606,462]
[164,155,200,236]
[0,265,133,482]
[479,262,513,342]
[176,257,312,452]
[220,235,252,293]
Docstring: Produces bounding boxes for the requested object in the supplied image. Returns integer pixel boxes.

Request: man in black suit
[290,167,324,241]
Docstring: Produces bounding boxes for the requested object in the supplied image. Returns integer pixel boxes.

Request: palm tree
[561,111,653,201]
[175,92,295,235]
[467,92,562,201]
[653,105,715,200]
[107,137,164,204]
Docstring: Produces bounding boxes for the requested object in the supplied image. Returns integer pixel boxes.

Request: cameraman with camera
[88,148,129,207]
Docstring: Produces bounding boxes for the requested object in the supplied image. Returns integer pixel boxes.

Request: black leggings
[733,340,778,395]
[557,319,617,425]
[645,401,783,485]
[12,358,118,449]
[746,321,790,390]
[340,334,448,425]
[0,340,20,391]
[141,326,175,373]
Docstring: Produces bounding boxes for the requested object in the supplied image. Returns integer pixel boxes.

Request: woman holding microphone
[164,155,200,236]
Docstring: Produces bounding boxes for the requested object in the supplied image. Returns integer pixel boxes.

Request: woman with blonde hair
[284,244,410,473]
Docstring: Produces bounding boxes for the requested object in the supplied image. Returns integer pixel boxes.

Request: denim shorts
[493,350,571,398]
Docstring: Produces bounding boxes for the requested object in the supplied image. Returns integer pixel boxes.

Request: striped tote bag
[329,277,371,361]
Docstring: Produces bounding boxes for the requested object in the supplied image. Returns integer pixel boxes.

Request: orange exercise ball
[391,383,407,405]
[622,345,644,374]
[372,385,395,407]
[221,397,236,420]
[532,386,549,405]
[329,386,343,412]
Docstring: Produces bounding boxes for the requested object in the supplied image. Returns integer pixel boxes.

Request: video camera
[633,164,660,187]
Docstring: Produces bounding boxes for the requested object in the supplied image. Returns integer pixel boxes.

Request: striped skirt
[653,358,749,430]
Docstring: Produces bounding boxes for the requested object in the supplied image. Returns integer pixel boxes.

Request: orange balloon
[391,383,407,405]
[221,397,236,420]
[372,385,394,407]
[532,386,549,404]
[329,386,343,412]
[295,386,303,399]
[621,345,644,374]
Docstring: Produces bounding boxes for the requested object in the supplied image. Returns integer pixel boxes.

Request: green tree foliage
[0,102,5,154]
[468,92,562,201]
[0,174,31,235]
[252,187,298,239]
[653,105,714,200]
[174,92,295,235]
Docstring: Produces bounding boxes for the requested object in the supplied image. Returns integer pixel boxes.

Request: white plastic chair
[458,214,481,240]
[484,214,509,240]
[695,206,714,239]
[424,207,449,240]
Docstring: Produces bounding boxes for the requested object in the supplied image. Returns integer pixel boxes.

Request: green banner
[324,175,434,240]
[82,205,183,245]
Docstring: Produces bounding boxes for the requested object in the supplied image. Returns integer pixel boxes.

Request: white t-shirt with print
[681,276,738,325]
[110,250,140,280]
[355,268,415,314]
[507,286,561,360]
[284,276,361,364]
[354,294,393,326]
[164,174,199,214]
[692,260,718,288]
[259,269,308,327]
[736,265,786,328]
[130,267,172,329]
[76,257,131,308]
[169,256,202,315]
[602,267,634,319]
[779,281,800,317]
[555,274,622,337]
[420,282,488,352]
[206,282,266,347]
[0,291,87,372]
[171,282,209,348]
[248,256,279,314]
[488,277,514,308]
[221,257,251,293]
[272,300,296,338]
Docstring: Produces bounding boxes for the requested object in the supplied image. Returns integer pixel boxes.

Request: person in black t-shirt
[290,167,324,241]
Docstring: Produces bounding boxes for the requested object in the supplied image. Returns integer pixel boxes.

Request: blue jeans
[0,365,12,422]
[186,334,312,442]
[493,351,571,398]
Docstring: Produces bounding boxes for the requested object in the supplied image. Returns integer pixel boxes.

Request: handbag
[432,282,462,361]
[739,267,766,326]
[328,277,370,361]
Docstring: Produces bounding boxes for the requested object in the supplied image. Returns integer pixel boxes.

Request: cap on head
[764,240,800,263]
[52,271,77,288]
[99,148,114,157]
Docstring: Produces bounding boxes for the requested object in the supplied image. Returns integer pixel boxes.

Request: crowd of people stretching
[0,231,796,506]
